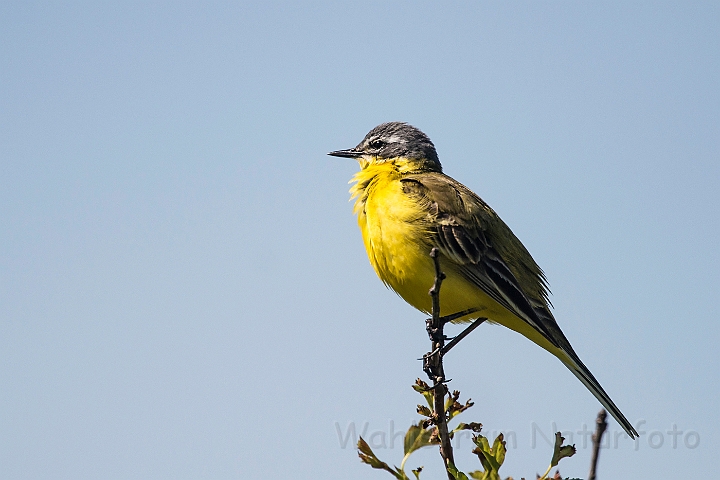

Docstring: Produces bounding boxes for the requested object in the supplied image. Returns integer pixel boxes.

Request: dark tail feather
[561,352,638,439]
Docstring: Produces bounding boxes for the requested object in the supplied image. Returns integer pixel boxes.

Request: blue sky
[1,2,718,478]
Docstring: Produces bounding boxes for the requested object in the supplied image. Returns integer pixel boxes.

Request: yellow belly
[356,167,499,319]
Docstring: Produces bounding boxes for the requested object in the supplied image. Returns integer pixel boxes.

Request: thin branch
[423,248,487,479]
[425,248,455,479]
[588,409,608,480]
[429,248,446,332]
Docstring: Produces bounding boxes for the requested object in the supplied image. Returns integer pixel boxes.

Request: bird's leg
[438,307,480,326]
[426,308,480,344]
[442,317,487,355]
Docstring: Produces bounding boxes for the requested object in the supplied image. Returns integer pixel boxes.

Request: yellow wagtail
[329,122,638,438]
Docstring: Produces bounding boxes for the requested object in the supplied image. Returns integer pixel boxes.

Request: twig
[425,248,455,479]
[423,248,488,479]
[429,248,446,333]
[588,409,608,480]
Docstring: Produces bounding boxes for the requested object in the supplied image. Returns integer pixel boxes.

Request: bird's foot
[425,308,481,342]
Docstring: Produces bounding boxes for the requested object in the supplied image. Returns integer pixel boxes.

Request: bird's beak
[328,148,362,158]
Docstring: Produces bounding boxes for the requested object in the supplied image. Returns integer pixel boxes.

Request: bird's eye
[368,139,385,149]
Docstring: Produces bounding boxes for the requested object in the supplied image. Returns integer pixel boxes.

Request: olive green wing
[400,172,639,439]
[400,173,566,350]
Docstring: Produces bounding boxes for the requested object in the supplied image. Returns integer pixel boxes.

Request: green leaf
[357,437,407,480]
[539,433,577,480]
[550,432,576,468]
[471,434,506,480]
[404,422,436,456]
[446,390,474,421]
[453,422,483,434]
[416,404,432,418]
[491,433,506,466]
[447,463,470,480]
[413,379,434,408]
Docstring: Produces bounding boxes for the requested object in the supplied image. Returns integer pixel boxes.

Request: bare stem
[588,409,608,480]
[425,248,454,478]
[422,248,487,478]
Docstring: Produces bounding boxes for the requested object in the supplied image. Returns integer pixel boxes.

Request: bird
[329,121,638,438]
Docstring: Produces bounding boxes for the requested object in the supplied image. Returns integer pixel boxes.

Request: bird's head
[328,122,442,173]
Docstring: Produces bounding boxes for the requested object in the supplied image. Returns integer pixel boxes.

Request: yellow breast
[351,163,440,314]
[353,169,559,356]
[350,161,511,323]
